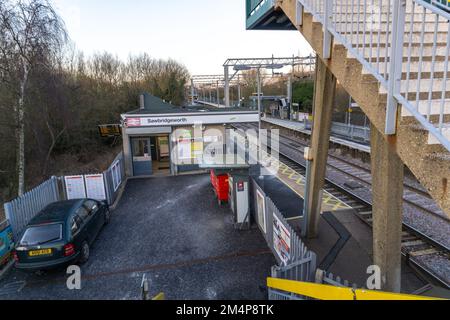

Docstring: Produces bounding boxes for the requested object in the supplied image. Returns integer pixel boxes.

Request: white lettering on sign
[125,113,259,127]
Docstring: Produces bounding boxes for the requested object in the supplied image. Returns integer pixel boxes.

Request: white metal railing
[298,0,450,152]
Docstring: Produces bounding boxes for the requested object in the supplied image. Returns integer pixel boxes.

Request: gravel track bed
[277,137,450,247]
[415,254,450,287]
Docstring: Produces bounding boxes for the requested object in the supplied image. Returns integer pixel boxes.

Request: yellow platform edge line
[152,292,166,300]
[260,152,350,210]
[267,278,445,301]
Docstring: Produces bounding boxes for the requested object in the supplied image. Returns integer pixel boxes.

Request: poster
[178,130,193,160]
[84,174,107,201]
[64,175,87,200]
[192,139,204,157]
[0,224,14,265]
[256,190,266,234]
[178,139,192,160]
[273,213,291,266]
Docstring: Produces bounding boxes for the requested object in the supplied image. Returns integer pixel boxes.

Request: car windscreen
[20,224,63,246]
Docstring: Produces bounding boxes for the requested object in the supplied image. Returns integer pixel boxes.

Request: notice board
[64,175,87,199]
[84,174,107,201]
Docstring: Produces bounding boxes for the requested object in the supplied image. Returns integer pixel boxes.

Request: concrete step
[361,60,450,76]
[333,20,450,33]
[346,44,449,65]
[401,99,450,117]
[330,0,446,11]
[379,77,450,95]
[343,32,449,45]
[332,13,444,23]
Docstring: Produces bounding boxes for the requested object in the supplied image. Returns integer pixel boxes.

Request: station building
[121,93,259,177]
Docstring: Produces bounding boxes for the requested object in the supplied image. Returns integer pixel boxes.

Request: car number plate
[28,249,52,257]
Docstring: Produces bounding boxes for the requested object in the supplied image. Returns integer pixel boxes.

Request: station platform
[260,150,351,212]
[262,117,371,154]
[195,100,227,108]
[253,165,426,293]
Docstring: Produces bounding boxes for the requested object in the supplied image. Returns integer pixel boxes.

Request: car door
[83,200,103,238]
[74,204,94,244]
[69,214,86,249]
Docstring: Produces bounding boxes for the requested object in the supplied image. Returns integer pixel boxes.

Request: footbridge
[246,0,450,292]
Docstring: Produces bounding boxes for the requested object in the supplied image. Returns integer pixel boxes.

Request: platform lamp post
[237,74,241,107]
[216,81,220,107]
[224,66,230,107]
[257,67,262,139]
[191,78,195,106]
[209,84,212,103]
[302,147,313,237]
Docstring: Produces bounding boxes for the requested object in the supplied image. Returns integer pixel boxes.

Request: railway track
[240,122,449,223]
[231,123,450,289]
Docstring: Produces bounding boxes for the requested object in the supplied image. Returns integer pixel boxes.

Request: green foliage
[292,80,314,112]
[0,47,190,201]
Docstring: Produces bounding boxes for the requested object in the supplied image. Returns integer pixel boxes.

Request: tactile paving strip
[260,151,351,212]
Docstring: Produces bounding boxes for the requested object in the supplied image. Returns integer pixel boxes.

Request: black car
[13,199,110,272]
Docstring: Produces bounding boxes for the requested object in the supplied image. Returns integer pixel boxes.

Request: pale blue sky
[52,0,312,74]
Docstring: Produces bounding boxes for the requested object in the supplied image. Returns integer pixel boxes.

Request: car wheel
[104,209,111,225]
[79,241,90,264]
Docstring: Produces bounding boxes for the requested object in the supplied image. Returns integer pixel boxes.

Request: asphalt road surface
[0,174,275,300]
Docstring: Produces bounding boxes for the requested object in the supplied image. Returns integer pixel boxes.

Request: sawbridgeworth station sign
[123,113,259,128]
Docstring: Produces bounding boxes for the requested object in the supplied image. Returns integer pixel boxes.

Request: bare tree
[0,0,67,196]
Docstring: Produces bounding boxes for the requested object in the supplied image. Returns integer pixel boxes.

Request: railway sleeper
[409,249,439,257]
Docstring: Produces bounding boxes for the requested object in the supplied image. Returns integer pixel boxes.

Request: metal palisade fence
[251,179,317,300]
[4,177,60,240]
[315,268,359,289]
[3,152,125,241]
